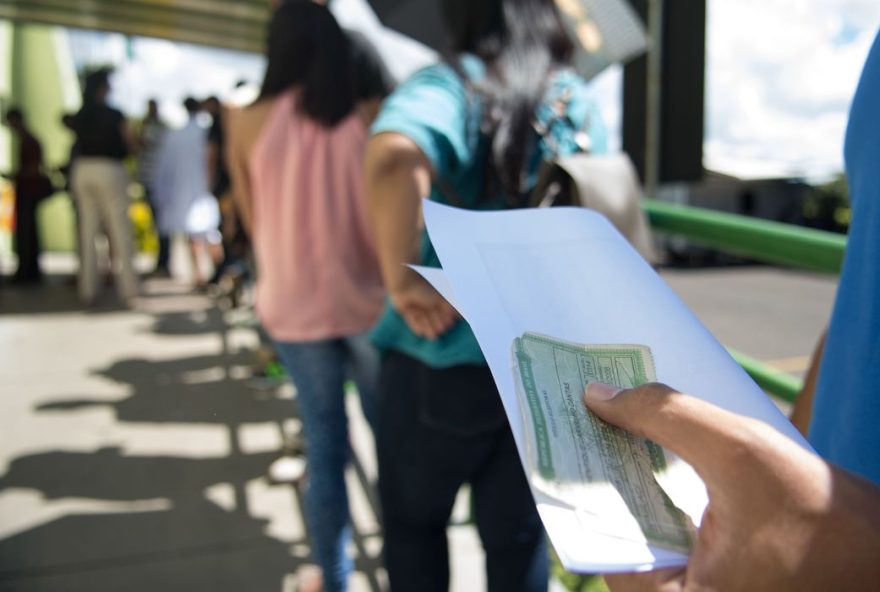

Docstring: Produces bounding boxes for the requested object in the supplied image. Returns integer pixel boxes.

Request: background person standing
[4,108,51,284]
[71,69,139,305]
[153,97,220,289]
[137,98,170,275]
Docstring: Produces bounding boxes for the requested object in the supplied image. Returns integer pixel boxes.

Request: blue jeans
[274,334,379,592]
[378,351,548,592]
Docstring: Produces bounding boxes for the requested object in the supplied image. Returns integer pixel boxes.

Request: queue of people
[3,108,51,284]
[3,73,244,300]
[227,1,880,591]
[3,0,879,590]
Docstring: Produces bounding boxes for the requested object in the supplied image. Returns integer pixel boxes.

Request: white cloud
[704,0,880,179]
[69,30,264,127]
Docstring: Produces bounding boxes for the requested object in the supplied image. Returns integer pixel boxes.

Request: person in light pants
[71,158,138,303]
[71,69,139,305]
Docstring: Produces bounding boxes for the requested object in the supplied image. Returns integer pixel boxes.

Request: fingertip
[583,382,623,405]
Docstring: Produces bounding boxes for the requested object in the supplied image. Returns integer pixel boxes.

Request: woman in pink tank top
[226,4,385,591]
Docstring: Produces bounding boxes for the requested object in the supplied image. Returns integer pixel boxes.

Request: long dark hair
[259,1,355,127]
[443,0,574,197]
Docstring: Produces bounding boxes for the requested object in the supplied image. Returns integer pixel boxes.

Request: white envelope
[414,200,812,573]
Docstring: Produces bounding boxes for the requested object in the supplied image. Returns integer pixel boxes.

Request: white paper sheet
[418,200,813,573]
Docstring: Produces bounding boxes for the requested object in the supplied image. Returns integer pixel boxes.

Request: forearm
[806,465,880,589]
[121,122,139,157]
[231,195,252,238]
[206,143,219,188]
[226,115,254,238]
[791,331,826,435]
[365,133,431,294]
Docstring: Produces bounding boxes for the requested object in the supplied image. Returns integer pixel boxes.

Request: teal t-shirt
[370,56,608,368]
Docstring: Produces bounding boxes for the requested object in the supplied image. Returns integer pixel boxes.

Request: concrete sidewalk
[0,259,835,592]
[0,272,486,591]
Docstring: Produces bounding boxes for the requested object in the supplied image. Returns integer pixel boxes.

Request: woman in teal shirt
[366,1,607,589]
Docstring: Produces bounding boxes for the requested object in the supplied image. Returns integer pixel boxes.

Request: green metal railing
[644,199,847,274]
[727,349,803,403]
[644,199,847,402]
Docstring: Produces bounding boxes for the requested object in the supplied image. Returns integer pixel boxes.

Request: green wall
[5,23,79,254]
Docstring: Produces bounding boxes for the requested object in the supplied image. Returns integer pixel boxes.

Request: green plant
[803,173,850,233]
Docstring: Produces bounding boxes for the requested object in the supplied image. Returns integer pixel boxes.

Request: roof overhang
[0,0,269,53]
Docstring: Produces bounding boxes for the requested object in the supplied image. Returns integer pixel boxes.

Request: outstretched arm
[365,132,457,340]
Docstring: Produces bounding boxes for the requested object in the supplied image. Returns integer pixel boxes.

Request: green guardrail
[727,348,802,403]
[644,198,847,274]
[644,199,846,402]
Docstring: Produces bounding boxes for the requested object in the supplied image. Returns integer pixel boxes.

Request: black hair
[258,1,355,127]
[5,107,23,123]
[83,68,112,109]
[183,97,200,114]
[442,0,574,198]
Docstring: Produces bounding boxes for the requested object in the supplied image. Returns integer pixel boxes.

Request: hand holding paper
[513,334,694,554]
[415,200,813,572]
[584,382,880,591]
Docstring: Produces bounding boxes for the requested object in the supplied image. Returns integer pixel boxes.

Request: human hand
[582,382,880,592]
[390,271,458,340]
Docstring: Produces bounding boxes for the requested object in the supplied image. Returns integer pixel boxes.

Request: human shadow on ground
[0,503,299,592]
[0,277,128,316]
[37,353,295,426]
[148,307,228,337]
[3,309,385,592]
[0,447,277,503]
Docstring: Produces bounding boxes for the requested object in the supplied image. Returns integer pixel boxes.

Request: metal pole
[644,0,664,195]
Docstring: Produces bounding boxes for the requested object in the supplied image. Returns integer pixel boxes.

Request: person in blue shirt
[365,0,607,589]
[586,29,880,591]
[803,28,880,486]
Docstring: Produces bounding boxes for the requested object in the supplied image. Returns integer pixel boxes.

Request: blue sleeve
[371,64,473,179]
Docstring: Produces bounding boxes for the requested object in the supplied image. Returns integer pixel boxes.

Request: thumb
[583,382,753,484]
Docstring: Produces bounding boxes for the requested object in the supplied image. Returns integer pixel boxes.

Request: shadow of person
[3,302,386,591]
[37,354,295,426]
[0,502,299,592]
[149,308,227,337]
[0,276,127,316]
[0,447,277,503]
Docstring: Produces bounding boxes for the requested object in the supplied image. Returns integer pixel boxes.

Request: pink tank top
[249,91,384,341]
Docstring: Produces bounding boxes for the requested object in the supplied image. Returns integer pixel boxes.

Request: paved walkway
[0,270,486,592]
[0,257,837,592]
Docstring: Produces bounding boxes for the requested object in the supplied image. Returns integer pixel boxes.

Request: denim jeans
[274,333,379,592]
[377,351,548,592]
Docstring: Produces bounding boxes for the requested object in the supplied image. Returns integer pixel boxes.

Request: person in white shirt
[153,97,220,288]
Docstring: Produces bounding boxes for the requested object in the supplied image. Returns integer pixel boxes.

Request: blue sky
[69,0,880,181]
